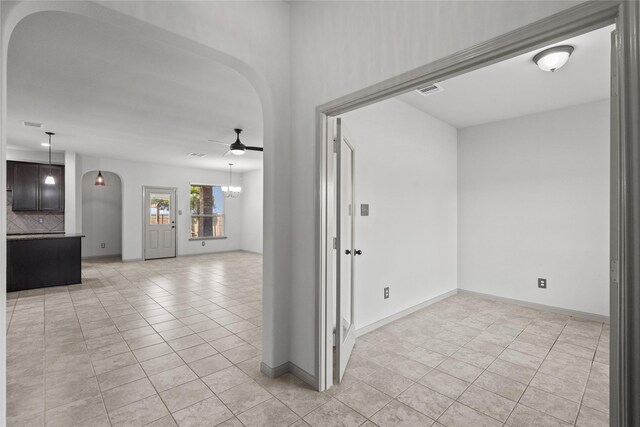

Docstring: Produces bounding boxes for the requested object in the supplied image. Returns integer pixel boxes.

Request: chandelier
[222,163,241,198]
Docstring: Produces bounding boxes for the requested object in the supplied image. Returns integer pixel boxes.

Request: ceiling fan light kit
[209,128,264,156]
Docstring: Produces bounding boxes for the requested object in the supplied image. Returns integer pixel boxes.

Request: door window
[150,193,171,225]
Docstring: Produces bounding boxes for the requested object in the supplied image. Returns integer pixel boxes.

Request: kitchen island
[7,233,85,292]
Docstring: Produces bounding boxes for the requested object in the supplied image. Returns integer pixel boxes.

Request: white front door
[334,118,356,383]
[144,187,176,260]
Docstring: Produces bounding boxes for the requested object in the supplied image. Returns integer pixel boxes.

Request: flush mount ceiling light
[95,171,106,186]
[44,132,55,185]
[221,163,241,198]
[533,45,574,72]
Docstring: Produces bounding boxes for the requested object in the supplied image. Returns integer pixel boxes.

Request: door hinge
[333,138,338,153]
[333,237,337,249]
[332,329,336,346]
[611,260,619,284]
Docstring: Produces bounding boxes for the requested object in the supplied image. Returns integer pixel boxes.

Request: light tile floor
[6,252,609,426]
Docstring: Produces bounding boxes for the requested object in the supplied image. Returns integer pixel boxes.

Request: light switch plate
[361,204,369,216]
[538,278,547,289]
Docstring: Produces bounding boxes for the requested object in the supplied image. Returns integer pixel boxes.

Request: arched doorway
[81,170,122,259]
[0,4,286,424]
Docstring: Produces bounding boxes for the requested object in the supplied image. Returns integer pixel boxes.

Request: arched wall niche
[81,170,123,259]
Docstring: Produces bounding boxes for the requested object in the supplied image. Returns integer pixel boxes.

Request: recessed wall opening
[81,170,122,260]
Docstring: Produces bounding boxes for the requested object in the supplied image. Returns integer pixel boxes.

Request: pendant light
[44,132,55,185]
[221,163,241,198]
[95,171,106,186]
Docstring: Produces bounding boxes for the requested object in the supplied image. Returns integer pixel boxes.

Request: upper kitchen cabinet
[38,165,64,211]
[11,162,40,211]
[9,161,65,212]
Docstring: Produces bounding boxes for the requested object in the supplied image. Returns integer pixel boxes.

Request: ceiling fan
[209,128,263,156]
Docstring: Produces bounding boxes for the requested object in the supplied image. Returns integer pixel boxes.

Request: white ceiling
[397,24,613,129]
[8,12,264,172]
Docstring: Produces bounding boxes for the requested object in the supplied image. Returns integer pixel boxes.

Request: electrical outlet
[361,204,369,216]
[202,241,206,246]
[384,287,390,299]
[538,278,547,289]
[38,217,44,224]
[178,210,183,215]
[100,243,105,248]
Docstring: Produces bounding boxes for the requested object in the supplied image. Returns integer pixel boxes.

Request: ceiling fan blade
[208,139,230,146]
[222,150,232,157]
[245,146,264,152]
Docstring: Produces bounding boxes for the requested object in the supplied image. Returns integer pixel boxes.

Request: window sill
[189,236,227,241]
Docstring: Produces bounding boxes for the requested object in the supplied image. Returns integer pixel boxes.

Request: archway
[0,3,285,422]
[81,170,122,260]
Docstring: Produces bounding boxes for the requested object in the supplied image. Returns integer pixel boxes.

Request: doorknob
[344,249,351,255]
[354,249,362,256]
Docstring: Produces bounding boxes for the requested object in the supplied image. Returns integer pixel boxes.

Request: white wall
[6,147,64,164]
[78,155,244,261]
[81,171,122,258]
[241,168,263,254]
[289,0,580,376]
[458,100,609,316]
[342,99,457,329]
[64,151,80,233]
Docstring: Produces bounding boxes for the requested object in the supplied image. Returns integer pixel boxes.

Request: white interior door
[144,187,176,260]
[334,118,356,383]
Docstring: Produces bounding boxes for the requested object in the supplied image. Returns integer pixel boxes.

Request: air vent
[189,152,207,158]
[22,121,43,128]
[415,83,444,96]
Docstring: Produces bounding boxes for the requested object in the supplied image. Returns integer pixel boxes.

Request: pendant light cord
[48,133,52,174]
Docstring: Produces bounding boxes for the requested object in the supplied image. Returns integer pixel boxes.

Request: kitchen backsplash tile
[6,192,64,234]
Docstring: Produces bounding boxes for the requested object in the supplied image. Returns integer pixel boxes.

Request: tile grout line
[574,322,607,426]
[87,256,264,426]
[504,317,598,426]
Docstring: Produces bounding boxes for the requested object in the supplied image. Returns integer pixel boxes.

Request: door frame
[142,186,178,260]
[315,2,639,424]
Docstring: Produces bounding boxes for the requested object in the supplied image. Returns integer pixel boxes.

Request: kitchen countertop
[7,233,85,241]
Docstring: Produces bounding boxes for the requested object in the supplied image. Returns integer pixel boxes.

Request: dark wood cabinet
[6,161,15,191]
[11,162,40,211]
[38,165,64,211]
[8,161,64,212]
[7,235,83,292]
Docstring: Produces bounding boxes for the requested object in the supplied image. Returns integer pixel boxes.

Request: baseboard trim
[240,250,263,255]
[457,289,610,324]
[81,255,122,261]
[260,361,318,390]
[355,289,458,337]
